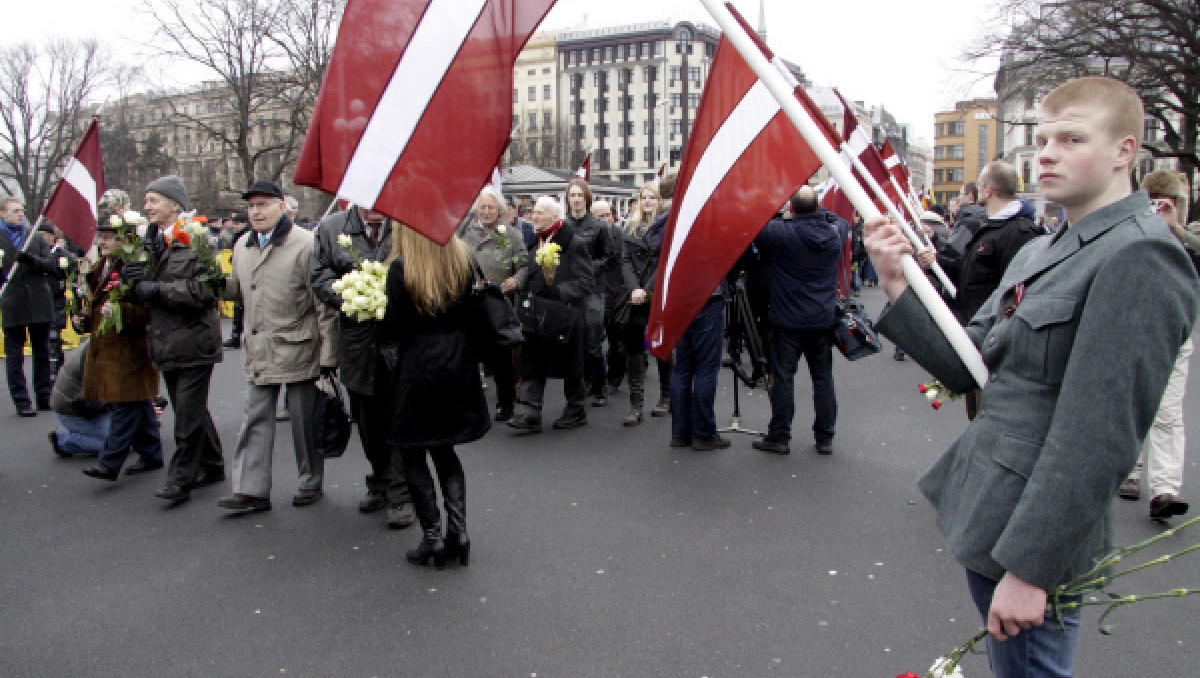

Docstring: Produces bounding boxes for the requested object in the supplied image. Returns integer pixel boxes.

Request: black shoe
[358,489,387,513]
[815,441,834,455]
[218,493,271,512]
[155,483,190,501]
[292,489,322,507]
[386,503,416,529]
[752,439,791,455]
[1149,494,1189,520]
[552,414,587,429]
[125,458,164,475]
[37,400,52,411]
[692,436,731,451]
[222,336,241,349]
[444,532,471,566]
[82,465,119,481]
[494,405,513,422]
[16,403,36,417]
[406,535,446,568]
[669,437,692,448]
[48,431,71,458]
[507,414,542,433]
[893,351,906,361]
[192,468,226,488]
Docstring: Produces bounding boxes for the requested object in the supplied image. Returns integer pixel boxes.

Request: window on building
[592,48,600,62]
[1143,117,1159,142]
[978,125,989,167]
[543,111,552,128]
[933,169,943,183]
[565,52,574,67]
[644,66,656,83]
[934,122,943,137]
[572,73,583,90]
[669,93,682,109]
[616,44,625,60]
[513,88,518,103]
[1022,159,1032,188]
[542,67,550,74]
[670,119,683,135]
[642,42,652,58]
[669,66,681,83]
[947,121,965,135]
[527,69,536,76]
[623,121,636,136]
[528,140,537,157]
[670,145,682,162]
[604,46,612,61]
[949,168,964,182]
[688,66,701,83]
[1024,124,1034,147]
[594,123,609,137]
[527,86,536,101]
[948,144,964,159]
[1024,89,1036,110]
[687,93,700,108]
[512,113,519,129]
[528,113,538,130]
[543,84,551,100]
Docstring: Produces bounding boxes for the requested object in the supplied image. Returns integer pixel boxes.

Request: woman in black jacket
[379,225,490,568]
[619,184,672,424]
[508,196,595,432]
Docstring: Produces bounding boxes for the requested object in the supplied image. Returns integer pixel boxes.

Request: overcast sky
[20,0,1001,144]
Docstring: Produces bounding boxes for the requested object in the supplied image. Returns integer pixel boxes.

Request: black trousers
[349,390,411,504]
[484,345,517,410]
[3,323,52,408]
[163,365,224,486]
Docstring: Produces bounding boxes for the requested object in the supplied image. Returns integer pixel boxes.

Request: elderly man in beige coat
[218,180,337,512]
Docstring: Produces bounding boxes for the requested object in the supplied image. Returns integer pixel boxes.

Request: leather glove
[15,251,36,265]
[121,262,147,285]
[127,280,160,303]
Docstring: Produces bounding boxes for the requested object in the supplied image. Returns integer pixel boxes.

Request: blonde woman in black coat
[379,225,489,568]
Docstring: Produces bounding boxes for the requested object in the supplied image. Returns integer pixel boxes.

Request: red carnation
[932,400,943,410]
[917,383,928,393]
[897,673,921,678]
[110,271,120,281]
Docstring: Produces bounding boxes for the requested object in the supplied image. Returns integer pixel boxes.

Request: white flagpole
[697,0,987,387]
[0,216,45,299]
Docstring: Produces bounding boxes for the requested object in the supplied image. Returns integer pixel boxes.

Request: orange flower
[164,222,191,247]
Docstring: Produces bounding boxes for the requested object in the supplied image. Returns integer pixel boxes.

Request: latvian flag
[293,0,557,245]
[43,117,105,249]
[646,4,832,360]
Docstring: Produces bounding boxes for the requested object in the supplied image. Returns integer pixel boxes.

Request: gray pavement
[1,286,1197,678]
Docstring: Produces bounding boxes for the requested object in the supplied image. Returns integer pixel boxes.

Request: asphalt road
[1,286,1196,678]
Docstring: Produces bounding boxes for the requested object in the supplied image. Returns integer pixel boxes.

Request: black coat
[1,226,57,328]
[140,234,223,371]
[945,210,1042,324]
[523,223,594,378]
[310,209,394,395]
[620,226,659,325]
[378,258,490,450]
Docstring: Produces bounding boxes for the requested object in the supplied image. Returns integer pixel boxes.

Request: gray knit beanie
[145,175,190,211]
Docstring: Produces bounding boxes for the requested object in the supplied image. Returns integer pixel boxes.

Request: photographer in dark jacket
[564,178,618,405]
[123,175,226,502]
[918,161,1041,420]
[311,206,414,529]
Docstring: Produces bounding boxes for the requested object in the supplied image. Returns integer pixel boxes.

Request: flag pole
[0,215,45,299]
[697,0,987,387]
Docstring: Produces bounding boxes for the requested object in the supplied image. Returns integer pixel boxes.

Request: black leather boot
[406,528,445,568]
[441,474,470,566]
[404,453,445,568]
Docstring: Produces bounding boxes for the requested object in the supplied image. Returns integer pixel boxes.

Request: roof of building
[501,165,636,193]
[558,18,719,44]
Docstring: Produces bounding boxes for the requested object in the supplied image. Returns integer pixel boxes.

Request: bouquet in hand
[164,212,226,297]
[535,241,562,284]
[488,224,524,277]
[331,235,388,322]
[95,211,151,335]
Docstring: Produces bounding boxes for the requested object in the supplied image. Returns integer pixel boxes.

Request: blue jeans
[766,327,836,445]
[97,401,163,472]
[965,569,1081,678]
[671,297,724,441]
[54,411,112,456]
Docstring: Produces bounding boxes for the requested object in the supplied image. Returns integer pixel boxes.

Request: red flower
[105,281,118,291]
[917,383,928,393]
[932,400,943,410]
[897,673,921,678]
[109,271,120,281]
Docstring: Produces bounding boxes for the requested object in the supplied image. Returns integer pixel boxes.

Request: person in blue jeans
[752,186,848,456]
[47,339,111,457]
[668,293,728,450]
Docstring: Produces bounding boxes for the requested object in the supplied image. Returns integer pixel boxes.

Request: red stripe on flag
[293,0,555,244]
[43,118,105,249]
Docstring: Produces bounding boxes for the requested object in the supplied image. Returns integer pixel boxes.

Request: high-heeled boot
[651,355,673,417]
[441,473,470,566]
[405,468,445,568]
[623,353,646,426]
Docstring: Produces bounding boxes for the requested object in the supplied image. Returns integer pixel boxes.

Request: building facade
[932,98,997,206]
[507,30,563,169]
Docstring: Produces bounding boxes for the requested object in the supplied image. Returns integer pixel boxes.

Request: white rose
[925,389,939,401]
[58,256,69,269]
[337,234,352,248]
[496,224,507,234]
[375,307,386,320]
[331,279,345,293]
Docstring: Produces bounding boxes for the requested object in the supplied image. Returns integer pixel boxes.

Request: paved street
[2,286,1197,678]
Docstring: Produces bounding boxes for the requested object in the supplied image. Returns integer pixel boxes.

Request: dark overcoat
[142,234,223,371]
[0,226,57,327]
[522,223,595,378]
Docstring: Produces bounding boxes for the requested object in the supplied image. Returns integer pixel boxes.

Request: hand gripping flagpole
[697,0,987,387]
[0,216,45,299]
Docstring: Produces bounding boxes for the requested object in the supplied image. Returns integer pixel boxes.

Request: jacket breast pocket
[1011,295,1077,385]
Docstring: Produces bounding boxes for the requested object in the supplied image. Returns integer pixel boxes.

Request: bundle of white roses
[331,235,388,322]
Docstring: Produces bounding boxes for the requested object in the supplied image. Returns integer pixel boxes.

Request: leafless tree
[143,0,341,188]
[966,0,1200,221]
[0,39,108,212]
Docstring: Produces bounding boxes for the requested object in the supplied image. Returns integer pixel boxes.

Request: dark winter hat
[242,180,284,201]
[145,175,190,211]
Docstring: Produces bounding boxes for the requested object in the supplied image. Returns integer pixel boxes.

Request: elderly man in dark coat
[1,196,60,416]
[311,205,415,528]
[122,175,226,502]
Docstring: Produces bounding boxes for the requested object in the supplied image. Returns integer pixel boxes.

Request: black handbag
[515,292,577,344]
[833,297,882,361]
[473,281,524,347]
[313,372,352,459]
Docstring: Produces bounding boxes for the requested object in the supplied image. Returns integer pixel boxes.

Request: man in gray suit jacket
[866,77,1197,678]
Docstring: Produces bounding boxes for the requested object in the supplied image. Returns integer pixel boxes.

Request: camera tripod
[719,275,768,436]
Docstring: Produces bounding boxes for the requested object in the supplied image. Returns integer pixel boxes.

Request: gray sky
[22,0,1000,144]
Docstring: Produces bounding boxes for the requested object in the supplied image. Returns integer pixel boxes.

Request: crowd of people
[4,73,1199,678]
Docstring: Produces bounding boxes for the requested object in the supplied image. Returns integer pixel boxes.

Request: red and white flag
[43,117,105,249]
[879,138,911,191]
[656,162,666,180]
[817,179,857,299]
[293,0,556,245]
[646,5,830,360]
[575,151,591,182]
[834,90,914,221]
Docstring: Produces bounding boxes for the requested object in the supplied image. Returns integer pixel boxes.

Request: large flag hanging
[293,0,557,244]
[575,151,592,182]
[647,5,831,360]
[834,90,913,220]
[43,117,105,249]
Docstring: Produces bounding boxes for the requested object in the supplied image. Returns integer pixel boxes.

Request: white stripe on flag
[61,157,98,220]
[658,80,779,311]
[338,0,489,206]
[884,154,900,169]
[845,127,871,157]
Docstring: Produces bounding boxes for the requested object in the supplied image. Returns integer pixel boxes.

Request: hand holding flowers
[331,236,387,322]
[535,241,562,284]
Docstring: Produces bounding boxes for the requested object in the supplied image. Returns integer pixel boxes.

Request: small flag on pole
[575,151,592,182]
[43,117,105,249]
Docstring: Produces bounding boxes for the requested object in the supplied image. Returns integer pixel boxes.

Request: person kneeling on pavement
[48,339,110,458]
